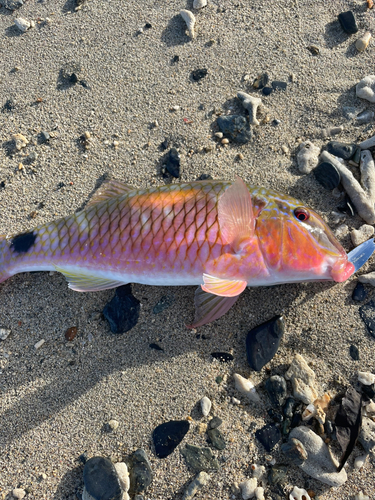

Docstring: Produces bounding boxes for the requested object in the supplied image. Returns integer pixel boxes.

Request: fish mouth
[330,239,375,282]
[330,259,355,282]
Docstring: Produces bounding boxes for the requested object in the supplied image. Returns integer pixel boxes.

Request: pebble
[326,141,357,160]
[181,444,220,471]
[358,371,375,385]
[114,462,130,498]
[65,326,78,341]
[214,132,223,139]
[0,328,11,340]
[283,397,296,418]
[359,300,375,337]
[265,375,287,407]
[255,424,281,452]
[200,396,212,417]
[272,81,287,91]
[357,110,374,124]
[103,284,140,334]
[207,428,226,450]
[233,373,260,403]
[354,492,370,500]
[338,10,358,34]
[237,91,262,125]
[262,87,273,96]
[245,316,284,371]
[321,125,344,137]
[364,401,375,416]
[211,352,234,362]
[289,427,347,486]
[11,133,29,151]
[351,225,374,246]
[127,449,152,495]
[268,464,287,484]
[356,32,372,52]
[281,437,308,465]
[285,353,318,404]
[359,271,375,286]
[239,478,257,500]
[164,148,181,178]
[358,417,375,453]
[349,344,360,360]
[191,69,208,81]
[152,420,190,458]
[193,0,207,9]
[3,0,23,9]
[34,339,45,349]
[296,141,320,174]
[313,161,341,190]
[180,10,196,38]
[254,486,264,500]
[216,115,252,144]
[14,17,30,32]
[208,416,222,429]
[354,453,368,469]
[12,489,26,499]
[289,486,311,500]
[252,73,269,89]
[83,457,124,500]
[182,471,210,500]
[106,419,119,432]
[356,76,375,103]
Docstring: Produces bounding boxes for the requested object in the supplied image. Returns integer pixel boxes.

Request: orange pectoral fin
[201,273,247,297]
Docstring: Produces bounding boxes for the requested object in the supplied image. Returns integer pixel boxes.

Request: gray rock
[265,375,287,407]
[216,115,251,144]
[127,449,152,494]
[2,0,23,10]
[207,428,226,450]
[289,427,347,486]
[358,417,375,454]
[182,471,210,500]
[285,354,318,404]
[181,444,219,471]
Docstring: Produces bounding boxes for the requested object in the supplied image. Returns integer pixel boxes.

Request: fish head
[254,191,355,283]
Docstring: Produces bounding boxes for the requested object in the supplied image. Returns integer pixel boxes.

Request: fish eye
[294,207,310,222]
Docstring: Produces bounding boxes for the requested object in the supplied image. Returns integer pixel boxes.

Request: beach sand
[0,0,375,498]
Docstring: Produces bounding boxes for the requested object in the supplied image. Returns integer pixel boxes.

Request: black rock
[159,138,169,151]
[255,424,281,452]
[291,409,302,428]
[165,148,180,178]
[252,73,269,89]
[181,444,220,471]
[171,55,180,64]
[39,131,50,144]
[283,397,296,418]
[191,69,208,81]
[326,141,357,160]
[359,300,375,338]
[207,428,226,450]
[272,81,287,91]
[0,180,6,189]
[149,343,163,351]
[338,10,358,34]
[352,283,367,302]
[2,0,23,10]
[210,352,234,362]
[361,383,375,400]
[246,316,284,371]
[144,23,152,29]
[349,344,360,361]
[268,464,288,484]
[337,196,355,216]
[217,115,252,144]
[281,437,307,465]
[267,408,284,423]
[208,416,222,429]
[103,285,140,334]
[83,457,123,500]
[152,420,190,458]
[335,386,362,471]
[127,449,152,495]
[262,87,273,96]
[313,161,341,190]
[153,295,174,314]
[265,375,287,407]
[196,173,213,181]
[324,419,336,439]
[282,417,291,436]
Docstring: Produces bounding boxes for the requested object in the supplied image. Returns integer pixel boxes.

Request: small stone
[357,110,374,124]
[14,17,30,32]
[351,225,374,246]
[281,437,308,465]
[272,81,287,91]
[207,428,226,450]
[170,105,180,111]
[289,486,311,500]
[246,316,284,371]
[268,464,287,485]
[208,416,222,429]
[83,457,123,500]
[354,492,370,500]
[12,489,26,499]
[193,0,207,9]
[180,9,196,38]
[182,471,210,500]
[354,454,368,469]
[0,328,11,340]
[283,397,296,418]
[233,373,260,403]
[200,396,212,417]
[358,371,375,385]
[103,284,140,334]
[11,133,29,151]
[358,417,375,453]
[255,424,281,452]
[359,299,375,337]
[349,344,360,360]
[165,148,181,178]
[181,444,219,471]
[321,125,344,137]
[265,375,287,407]
[114,462,130,496]
[252,73,269,89]
[34,339,45,349]
[217,115,251,144]
[338,10,358,34]
[239,478,257,500]
[296,141,320,174]
[262,87,273,96]
[3,0,23,9]
[352,283,368,302]
[289,427,347,486]
[254,486,264,500]
[214,132,223,139]
[356,32,372,52]
[307,45,319,55]
[106,419,119,432]
[127,449,152,495]
[326,141,357,160]
[313,162,341,190]
[153,420,189,458]
[285,353,318,404]
[356,76,375,103]
[358,273,375,287]
[39,131,50,143]
[221,138,229,144]
[191,69,207,81]
[211,352,233,362]
[65,326,77,341]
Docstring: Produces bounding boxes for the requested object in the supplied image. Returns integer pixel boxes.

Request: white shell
[358,371,375,385]
[233,373,260,403]
[239,478,257,500]
[296,141,320,174]
[351,224,374,247]
[193,0,207,9]
[357,75,375,103]
[289,486,311,500]
[356,32,372,52]
[237,91,262,125]
[14,17,30,32]
[200,396,212,416]
[180,10,196,38]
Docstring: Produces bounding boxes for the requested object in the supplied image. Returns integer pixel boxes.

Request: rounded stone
[313,162,341,190]
[83,457,123,500]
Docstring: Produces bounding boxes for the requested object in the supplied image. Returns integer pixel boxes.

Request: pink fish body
[0,178,355,326]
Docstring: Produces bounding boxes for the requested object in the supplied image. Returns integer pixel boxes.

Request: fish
[0,177,373,327]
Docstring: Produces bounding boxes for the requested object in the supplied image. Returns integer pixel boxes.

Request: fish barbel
[0,177,371,327]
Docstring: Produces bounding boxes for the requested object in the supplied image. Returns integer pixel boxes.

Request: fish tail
[0,234,12,284]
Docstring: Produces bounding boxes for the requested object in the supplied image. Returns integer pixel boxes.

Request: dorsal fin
[87,180,135,207]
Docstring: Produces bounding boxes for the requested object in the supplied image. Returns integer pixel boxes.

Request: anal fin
[187,287,239,328]
[55,265,126,292]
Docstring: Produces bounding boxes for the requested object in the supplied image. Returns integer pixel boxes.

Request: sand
[0,0,375,498]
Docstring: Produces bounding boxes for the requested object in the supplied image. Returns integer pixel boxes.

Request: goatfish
[0,177,374,327]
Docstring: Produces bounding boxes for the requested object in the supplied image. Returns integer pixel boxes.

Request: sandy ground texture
[1,0,375,498]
